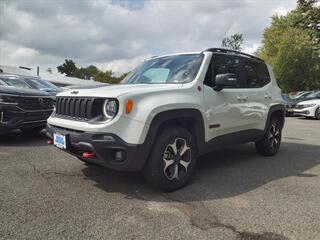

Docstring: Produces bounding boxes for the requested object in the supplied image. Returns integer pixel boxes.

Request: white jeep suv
[47,48,285,191]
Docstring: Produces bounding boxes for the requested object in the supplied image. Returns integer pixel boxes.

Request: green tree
[73,65,99,80]
[258,0,320,92]
[221,33,244,51]
[118,72,129,80]
[56,59,129,83]
[57,59,77,76]
[93,70,116,83]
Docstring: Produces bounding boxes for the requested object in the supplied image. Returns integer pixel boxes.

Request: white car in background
[294,96,320,120]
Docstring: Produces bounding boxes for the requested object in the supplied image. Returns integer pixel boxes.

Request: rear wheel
[315,107,320,120]
[255,117,282,156]
[143,126,197,191]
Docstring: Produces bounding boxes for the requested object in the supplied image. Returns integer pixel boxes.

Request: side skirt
[201,129,265,155]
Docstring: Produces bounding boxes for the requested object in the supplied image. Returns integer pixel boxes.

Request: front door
[203,53,248,142]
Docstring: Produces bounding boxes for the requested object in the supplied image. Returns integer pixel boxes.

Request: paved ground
[0,117,319,240]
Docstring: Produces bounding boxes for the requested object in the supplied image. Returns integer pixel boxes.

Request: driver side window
[204,54,241,88]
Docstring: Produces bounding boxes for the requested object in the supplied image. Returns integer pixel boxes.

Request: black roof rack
[205,48,264,62]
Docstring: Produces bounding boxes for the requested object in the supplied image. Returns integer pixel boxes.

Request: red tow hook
[47,140,53,145]
[82,152,95,158]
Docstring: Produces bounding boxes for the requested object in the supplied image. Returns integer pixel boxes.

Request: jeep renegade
[46,48,285,191]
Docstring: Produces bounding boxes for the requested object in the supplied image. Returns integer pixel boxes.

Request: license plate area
[53,132,67,149]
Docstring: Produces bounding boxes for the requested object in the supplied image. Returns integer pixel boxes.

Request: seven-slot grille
[55,97,104,120]
[13,96,55,111]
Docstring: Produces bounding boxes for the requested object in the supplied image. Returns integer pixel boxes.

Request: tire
[255,117,282,156]
[21,126,44,135]
[315,107,320,120]
[143,126,197,191]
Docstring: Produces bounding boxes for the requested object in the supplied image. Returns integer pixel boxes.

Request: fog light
[82,152,95,158]
[115,151,124,162]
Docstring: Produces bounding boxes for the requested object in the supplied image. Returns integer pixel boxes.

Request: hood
[296,99,320,105]
[0,85,52,97]
[282,98,297,104]
[58,83,183,98]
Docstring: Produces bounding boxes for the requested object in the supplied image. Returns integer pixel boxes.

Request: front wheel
[143,126,197,191]
[255,117,282,156]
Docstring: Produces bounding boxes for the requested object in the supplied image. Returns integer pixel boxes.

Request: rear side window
[259,63,271,86]
[204,54,242,88]
[243,60,270,88]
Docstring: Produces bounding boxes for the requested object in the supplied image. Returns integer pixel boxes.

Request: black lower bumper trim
[0,108,51,132]
[46,124,148,171]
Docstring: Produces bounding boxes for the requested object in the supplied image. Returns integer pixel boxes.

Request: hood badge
[70,91,79,95]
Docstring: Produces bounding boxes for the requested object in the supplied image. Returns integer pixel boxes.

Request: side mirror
[214,73,237,91]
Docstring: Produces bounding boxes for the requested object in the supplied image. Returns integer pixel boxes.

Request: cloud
[0,0,296,74]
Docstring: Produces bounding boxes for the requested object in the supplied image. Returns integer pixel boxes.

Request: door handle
[264,94,272,99]
[237,96,248,102]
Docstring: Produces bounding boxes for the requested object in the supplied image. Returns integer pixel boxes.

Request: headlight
[102,99,118,119]
[302,104,316,108]
[0,95,18,105]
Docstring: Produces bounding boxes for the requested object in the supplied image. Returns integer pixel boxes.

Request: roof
[38,71,100,86]
[205,48,264,62]
[0,65,100,87]
[0,65,33,76]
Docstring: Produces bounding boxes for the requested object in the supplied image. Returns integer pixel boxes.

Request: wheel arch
[138,109,206,169]
[265,104,286,131]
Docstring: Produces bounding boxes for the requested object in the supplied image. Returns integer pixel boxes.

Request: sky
[0,0,297,75]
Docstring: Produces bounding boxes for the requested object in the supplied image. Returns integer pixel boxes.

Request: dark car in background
[0,85,55,134]
[0,74,61,96]
[23,77,61,96]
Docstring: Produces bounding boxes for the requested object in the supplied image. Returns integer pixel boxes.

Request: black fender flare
[137,109,206,169]
[264,104,286,131]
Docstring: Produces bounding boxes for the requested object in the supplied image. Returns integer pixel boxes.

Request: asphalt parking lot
[0,117,319,240]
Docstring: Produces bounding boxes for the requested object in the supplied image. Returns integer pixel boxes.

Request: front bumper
[293,107,314,117]
[285,107,295,116]
[46,124,148,171]
[0,104,52,132]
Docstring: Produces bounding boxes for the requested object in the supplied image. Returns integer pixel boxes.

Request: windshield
[305,91,320,99]
[0,76,32,89]
[121,54,204,84]
[0,79,9,86]
[282,94,292,101]
[294,91,311,99]
[24,78,61,92]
